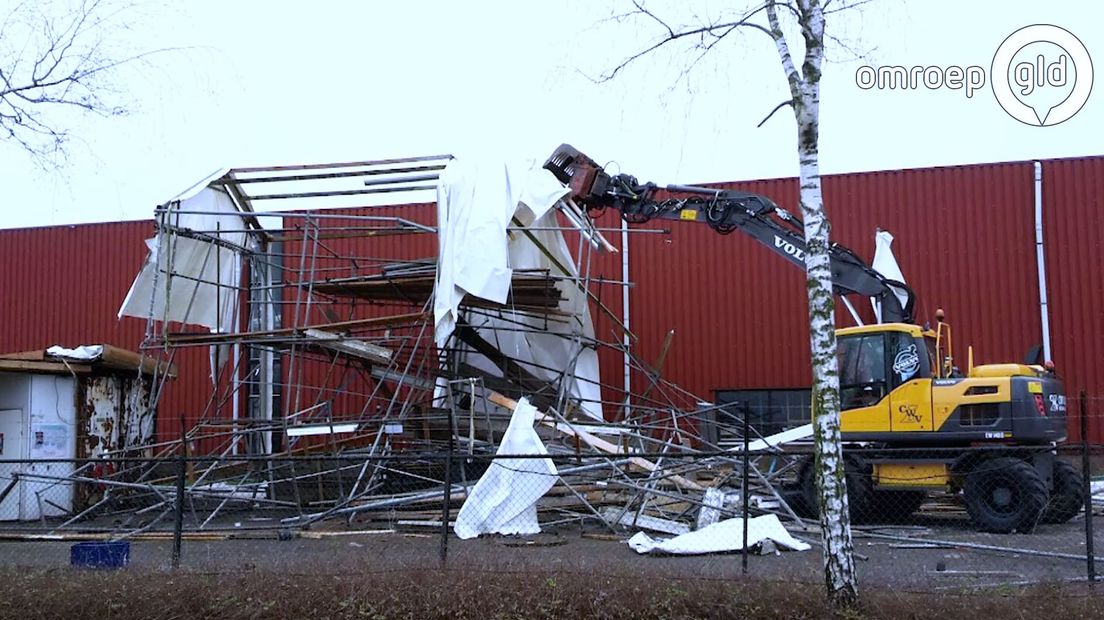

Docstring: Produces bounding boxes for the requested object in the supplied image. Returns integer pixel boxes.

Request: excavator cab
[835,316,1067,447]
[836,324,934,434]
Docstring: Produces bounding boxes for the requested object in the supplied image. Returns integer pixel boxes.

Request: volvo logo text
[774,235,806,261]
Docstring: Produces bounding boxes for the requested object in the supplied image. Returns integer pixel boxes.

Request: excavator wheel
[963,457,1049,533]
[1041,459,1084,524]
[798,456,874,523]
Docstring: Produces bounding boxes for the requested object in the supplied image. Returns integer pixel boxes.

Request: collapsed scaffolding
[4,151,1102,582]
[9,152,812,545]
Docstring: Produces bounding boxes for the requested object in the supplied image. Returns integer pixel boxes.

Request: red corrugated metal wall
[0,221,150,349]
[2,156,1101,442]
[1042,158,1104,440]
[627,162,1044,402]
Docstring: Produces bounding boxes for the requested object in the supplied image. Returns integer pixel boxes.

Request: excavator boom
[543,144,916,323]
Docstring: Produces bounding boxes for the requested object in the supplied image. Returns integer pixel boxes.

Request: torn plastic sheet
[627,514,811,555]
[871,229,910,321]
[455,212,603,420]
[433,156,568,346]
[433,155,602,420]
[118,186,246,331]
[454,397,558,540]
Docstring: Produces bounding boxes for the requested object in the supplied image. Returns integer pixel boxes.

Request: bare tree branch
[757,99,794,127]
[825,31,872,63]
[631,0,675,39]
[824,0,874,14]
[591,2,775,84]
[0,0,176,165]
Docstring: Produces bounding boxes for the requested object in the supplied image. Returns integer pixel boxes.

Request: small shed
[0,344,170,521]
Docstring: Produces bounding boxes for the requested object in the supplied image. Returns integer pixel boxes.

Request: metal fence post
[1080,390,1095,583]
[741,404,750,574]
[439,406,455,568]
[171,414,186,569]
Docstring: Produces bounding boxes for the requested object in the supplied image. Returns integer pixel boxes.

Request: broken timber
[486,391,705,492]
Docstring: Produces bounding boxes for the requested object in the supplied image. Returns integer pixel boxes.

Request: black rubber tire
[1042,460,1084,524]
[963,457,1049,533]
[799,456,874,523]
[870,490,927,523]
[795,459,819,518]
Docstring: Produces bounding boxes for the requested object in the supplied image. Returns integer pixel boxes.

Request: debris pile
[2,152,813,552]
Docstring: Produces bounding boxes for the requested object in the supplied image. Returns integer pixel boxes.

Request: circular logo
[991,25,1093,126]
[892,344,920,381]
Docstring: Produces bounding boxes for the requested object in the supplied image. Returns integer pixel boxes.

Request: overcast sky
[1,0,1100,229]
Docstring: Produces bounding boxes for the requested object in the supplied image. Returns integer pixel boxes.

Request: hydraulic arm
[543,144,916,324]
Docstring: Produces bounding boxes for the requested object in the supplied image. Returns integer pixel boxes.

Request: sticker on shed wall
[29,424,68,458]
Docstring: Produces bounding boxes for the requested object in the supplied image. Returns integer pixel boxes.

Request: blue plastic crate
[70,541,130,569]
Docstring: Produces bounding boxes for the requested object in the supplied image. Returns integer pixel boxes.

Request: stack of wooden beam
[308,271,566,314]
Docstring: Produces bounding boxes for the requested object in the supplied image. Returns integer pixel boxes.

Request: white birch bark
[766,0,858,605]
[600,0,861,604]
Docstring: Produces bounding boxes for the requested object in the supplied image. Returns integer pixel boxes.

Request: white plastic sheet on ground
[627,514,811,555]
[433,154,603,420]
[454,397,558,540]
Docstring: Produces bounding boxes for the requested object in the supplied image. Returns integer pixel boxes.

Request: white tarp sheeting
[45,345,104,361]
[453,397,558,539]
[870,229,910,322]
[434,156,603,420]
[627,514,811,555]
[118,187,247,332]
[434,158,567,343]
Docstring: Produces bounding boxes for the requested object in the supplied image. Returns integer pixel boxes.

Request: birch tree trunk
[766,0,858,606]
[596,0,861,604]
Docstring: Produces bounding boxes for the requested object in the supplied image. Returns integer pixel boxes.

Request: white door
[0,409,24,521]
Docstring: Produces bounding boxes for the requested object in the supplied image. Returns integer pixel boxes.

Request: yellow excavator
[544,144,1081,533]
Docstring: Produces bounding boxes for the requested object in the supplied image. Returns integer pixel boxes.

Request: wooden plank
[99,344,178,378]
[0,360,92,374]
[0,350,46,361]
[165,311,428,345]
[303,329,392,365]
[509,216,635,342]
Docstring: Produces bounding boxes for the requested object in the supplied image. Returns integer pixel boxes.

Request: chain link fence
[0,399,1101,592]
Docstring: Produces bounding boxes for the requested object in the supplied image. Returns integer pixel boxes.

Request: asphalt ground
[0,515,1099,591]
